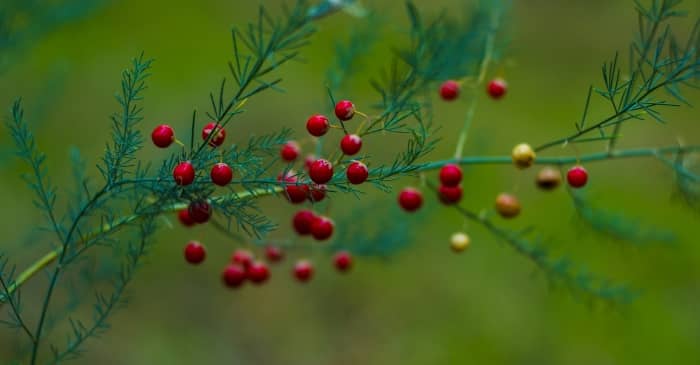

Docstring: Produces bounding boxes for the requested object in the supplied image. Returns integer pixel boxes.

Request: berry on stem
[309,159,334,184]
[282,174,310,204]
[177,209,195,227]
[346,161,369,184]
[151,124,175,148]
[450,232,471,252]
[293,210,317,236]
[309,184,327,203]
[487,78,508,99]
[173,161,195,186]
[311,216,334,241]
[265,245,284,263]
[333,251,353,272]
[280,141,301,162]
[334,100,356,121]
[202,122,227,147]
[340,134,363,156]
[398,187,423,212]
[439,184,463,205]
[439,163,463,187]
[184,241,206,264]
[511,143,536,169]
[188,200,212,224]
[567,165,589,188]
[247,261,270,284]
[222,264,247,288]
[536,166,562,190]
[439,80,460,101]
[495,193,521,218]
[293,260,314,282]
[306,114,330,137]
[232,249,254,268]
[210,162,233,186]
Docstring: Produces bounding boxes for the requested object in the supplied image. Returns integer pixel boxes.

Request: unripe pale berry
[188,200,212,224]
[265,245,284,263]
[309,159,334,184]
[333,251,353,272]
[450,232,471,252]
[293,260,314,282]
[512,143,536,169]
[247,261,270,284]
[536,166,562,190]
[202,122,226,147]
[222,264,247,288]
[173,161,195,186]
[306,114,330,137]
[311,216,334,241]
[567,165,588,188]
[346,161,369,184]
[232,249,254,268]
[340,134,363,156]
[398,187,423,212]
[151,124,175,148]
[177,209,195,227]
[293,209,317,236]
[334,100,355,121]
[439,163,463,187]
[184,241,206,264]
[280,141,301,162]
[487,78,507,99]
[210,162,233,186]
[439,80,460,101]
[309,184,327,203]
[439,184,463,205]
[495,193,521,218]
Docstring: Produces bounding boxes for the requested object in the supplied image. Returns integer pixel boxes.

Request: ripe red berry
[311,216,334,241]
[293,209,317,236]
[439,184,463,205]
[398,187,423,212]
[340,134,362,156]
[210,162,233,186]
[202,122,227,147]
[309,159,334,184]
[439,80,460,101]
[487,78,507,99]
[280,141,301,162]
[173,161,195,186]
[151,124,175,148]
[177,209,195,227]
[265,245,284,263]
[346,161,368,184]
[293,260,314,282]
[247,261,270,284]
[306,114,330,137]
[334,100,355,121]
[281,173,310,204]
[333,251,353,273]
[439,164,462,187]
[232,249,254,268]
[495,193,521,218]
[222,264,247,288]
[184,241,206,264]
[309,184,327,203]
[188,200,212,224]
[567,165,589,188]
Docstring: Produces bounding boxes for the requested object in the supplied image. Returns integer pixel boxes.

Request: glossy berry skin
[232,249,254,268]
[309,184,327,203]
[173,161,195,186]
[202,122,227,147]
[346,161,369,184]
[536,167,562,190]
[567,165,588,188]
[398,187,423,212]
[265,245,284,263]
[309,159,334,184]
[487,78,508,99]
[210,163,233,186]
[293,210,317,235]
[311,216,334,241]
[439,184,463,205]
[280,141,301,162]
[512,143,536,169]
[281,174,310,204]
[247,261,270,284]
[340,134,362,156]
[177,209,195,227]
[450,232,470,252]
[222,264,247,288]
[439,80,460,101]
[495,193,521,218]
[151,124,175,148]
[306,114,330,137]
[188,200,212,224]
[439,164,463,187]
[333,251,353,273]
[293,260,314,282]
[334,100,355,121]
[184,241,206,264]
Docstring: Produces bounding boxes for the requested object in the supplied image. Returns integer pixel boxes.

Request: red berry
[210,162,233,186]
[306,114,330,137]
[309,184,327,203]
[293,260,314,282]
[304,154,316,171]
[222,264,247,288]
[173,161,195,186]
[333,251,353,273]
[202,122,227,147]
[311,216,334,241]
[151,124,175,148]
[346,161,368,185]
[281,173,309,204]
[309,159,334,184]
[188,200,212,224]
[439,80,460,101]
[439,184,463,205]
[265,245,284,263]
[340,134,362,155]
[247,261,270,284]
[487,78,507,99]
[184,241,206,264]
[280,141,301,162]
[334,100,355,121]
[232,249,254,268]
[567,165,588,188]
[439,164,462,187]
[398,187,423,212]
[177,209,195,227]
[293,209,317,236]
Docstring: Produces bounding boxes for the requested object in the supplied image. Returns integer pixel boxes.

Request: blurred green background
[2,0,700,364]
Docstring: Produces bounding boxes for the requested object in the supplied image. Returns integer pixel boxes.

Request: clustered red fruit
[398,187,423,212]
[437,163,464,205]
[340,134,363,156]
[487,78,508,99]
[309,159,334,184]
[334,100,356,121]
[184,241,206,264]
[567,165,588,188]
[346,161,368,184]
[306,114,330,137]
[294,260,314,282]
[151,124,175,148]
[311,216,335,241]
[173,161,195,186]
[439,80,460,101]
[202,122,227,147]
[210,162,233,186]
[439,185,463,205]
[280,171,310,204]
[293,209,316,235]
[265,245,284,263]
[178,209,195,227]
[188,200,212,224]
[280,141,301,162]
[333,251,353,272]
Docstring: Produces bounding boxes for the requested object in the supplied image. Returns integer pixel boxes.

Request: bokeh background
[2,0,700,364]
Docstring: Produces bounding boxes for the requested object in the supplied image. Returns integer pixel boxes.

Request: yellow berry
[512,143,536,169]
[450,232,471,252]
